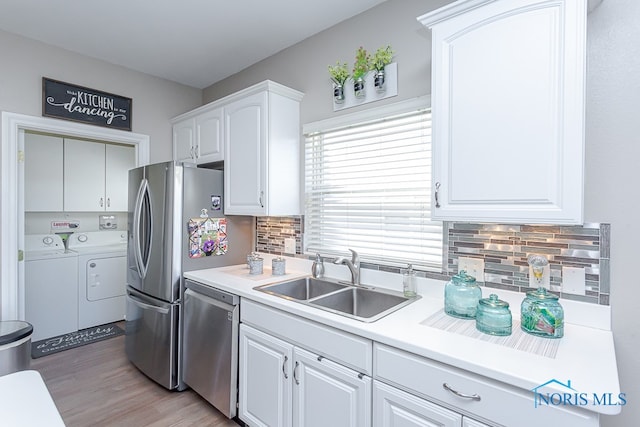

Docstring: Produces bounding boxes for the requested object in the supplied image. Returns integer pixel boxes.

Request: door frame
[1,111,150,320]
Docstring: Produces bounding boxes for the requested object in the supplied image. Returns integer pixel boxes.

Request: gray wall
[0,29,202,163]
[204,0,639,425]
[203,0,452,124]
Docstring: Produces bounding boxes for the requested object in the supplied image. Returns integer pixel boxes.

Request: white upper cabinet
[419,0,586,224]
[64,139,134,212]
[24,133,64,212]
[105,143,136,211]
[222,81,303,216]
[173,107,224,164]
[64,139,106,211]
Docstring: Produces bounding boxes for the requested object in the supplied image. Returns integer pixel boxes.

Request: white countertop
[185,255,621,416]
[0,370,65,426]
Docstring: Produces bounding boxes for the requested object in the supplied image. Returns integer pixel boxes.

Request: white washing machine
[24,234,79,341]
[68,231,128,329]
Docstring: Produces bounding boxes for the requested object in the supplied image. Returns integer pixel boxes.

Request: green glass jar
[444,270,482,319]
[476,294,512,336]
[520,287,564,338]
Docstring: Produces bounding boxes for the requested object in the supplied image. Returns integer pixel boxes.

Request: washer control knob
[42,236,54,245]
[78,234,88,243]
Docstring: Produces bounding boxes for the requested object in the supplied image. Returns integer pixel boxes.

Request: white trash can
[0,321,33,376]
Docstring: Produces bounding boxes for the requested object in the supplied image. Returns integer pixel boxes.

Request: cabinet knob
[434,182,441,208]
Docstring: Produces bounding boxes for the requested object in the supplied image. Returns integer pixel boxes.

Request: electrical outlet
[458,257,485,282]
[284,238,296,255]
[562,266,586,295]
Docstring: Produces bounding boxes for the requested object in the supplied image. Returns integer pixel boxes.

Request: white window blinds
[304,103,443,269]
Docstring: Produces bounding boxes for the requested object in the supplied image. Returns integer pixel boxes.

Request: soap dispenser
[312,253,325,278]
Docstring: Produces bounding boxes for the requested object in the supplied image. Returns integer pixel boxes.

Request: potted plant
[371,45,394,92]
[352,47,371,98]
[328,61,350,103]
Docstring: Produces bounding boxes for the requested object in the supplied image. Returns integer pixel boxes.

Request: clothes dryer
[68,231,127,329]
[24,234,78,341]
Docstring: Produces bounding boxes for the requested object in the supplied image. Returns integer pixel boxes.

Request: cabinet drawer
[373,344,598,427]
[242,299,372,375]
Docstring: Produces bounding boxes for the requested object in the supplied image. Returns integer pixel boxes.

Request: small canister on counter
[248,255,264,275]
[476,294,512,336]
[444,270,482,319]
[272,257,286,276]
[520,287,564,338]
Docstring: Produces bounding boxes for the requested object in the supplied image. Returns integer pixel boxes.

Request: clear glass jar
[402,264,417,297]
[520,287,564,338]
[476,294,512,336]
[444,270,482,319]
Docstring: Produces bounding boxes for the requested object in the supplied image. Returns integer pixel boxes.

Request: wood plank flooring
[30,326,239,427]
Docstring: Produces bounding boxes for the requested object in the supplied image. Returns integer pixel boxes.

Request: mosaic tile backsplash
[255,218,611,306]
[256,217,302,254]
[447,223,610,305]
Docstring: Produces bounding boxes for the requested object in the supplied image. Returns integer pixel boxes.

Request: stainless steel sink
[254,277,419,322]
[309,287,415,322]
[255,277,349,300]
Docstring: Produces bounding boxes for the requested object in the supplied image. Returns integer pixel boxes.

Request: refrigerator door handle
[133,178,152,278]
[127,292,170,315]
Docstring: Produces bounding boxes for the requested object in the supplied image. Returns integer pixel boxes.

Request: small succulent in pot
[352,47,371,98]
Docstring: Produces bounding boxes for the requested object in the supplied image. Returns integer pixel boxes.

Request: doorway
[1,112,150,320]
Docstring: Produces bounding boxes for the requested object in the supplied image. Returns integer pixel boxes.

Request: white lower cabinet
[374,380,462,427]
[239,324,292,427]
[239,323,371,427]
[374,343,599,427]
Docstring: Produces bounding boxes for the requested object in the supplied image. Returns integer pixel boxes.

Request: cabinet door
[24,133,64,211]
[196,107,224,163]
[293,347,371,427]
[173,118,196,163]
[373,381,462,427]
[64,139,106,211]
[224,91,267,215]
[239,324,293,427]
[105,144,135,211]
[422,0,585,224]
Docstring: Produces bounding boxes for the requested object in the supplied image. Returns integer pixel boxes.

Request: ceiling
[0,0,387,89]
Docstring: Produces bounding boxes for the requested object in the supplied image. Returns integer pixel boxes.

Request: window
[303,98,443,269]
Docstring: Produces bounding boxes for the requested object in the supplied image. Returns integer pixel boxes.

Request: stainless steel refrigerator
[125,161,253,390]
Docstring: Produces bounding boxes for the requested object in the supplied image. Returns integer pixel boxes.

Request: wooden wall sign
[42,77,132,131]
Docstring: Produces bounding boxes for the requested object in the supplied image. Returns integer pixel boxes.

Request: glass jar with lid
[476,294,512,336]
[444,270,482,319]
[520,287,564,338]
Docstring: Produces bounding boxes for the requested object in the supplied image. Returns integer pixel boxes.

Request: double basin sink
[254,277,420,322]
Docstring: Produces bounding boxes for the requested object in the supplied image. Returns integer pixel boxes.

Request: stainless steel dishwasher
[183,279,240,418]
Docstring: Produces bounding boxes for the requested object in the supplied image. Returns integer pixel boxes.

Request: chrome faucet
[334,249,360,285]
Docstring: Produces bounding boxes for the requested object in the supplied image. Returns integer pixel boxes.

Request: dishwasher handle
[184,288,237,313]
[185,279,239,306]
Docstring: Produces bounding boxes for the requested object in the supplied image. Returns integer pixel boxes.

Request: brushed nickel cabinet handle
[282,355,288,379]
[293,361,300,385]
[443,382,481,401]
[435,182,441,208]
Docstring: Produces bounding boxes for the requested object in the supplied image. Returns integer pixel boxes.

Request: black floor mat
[31,323,124,359]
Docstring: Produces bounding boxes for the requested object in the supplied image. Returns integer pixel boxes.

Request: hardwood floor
[30,327,239,427]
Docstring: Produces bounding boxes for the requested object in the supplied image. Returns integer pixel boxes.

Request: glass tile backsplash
[447,223,610,305]
[256,218,611,306]
[256,216,302,255]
